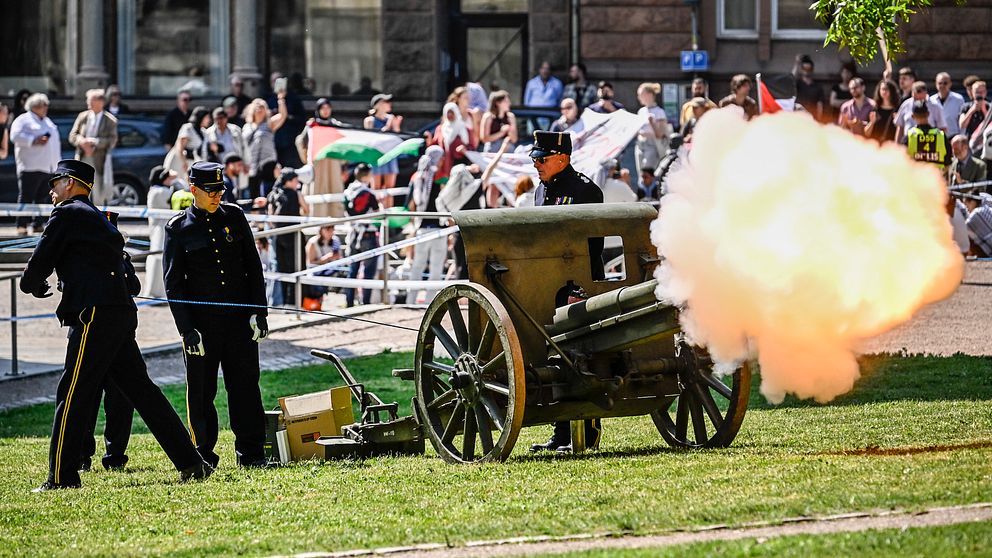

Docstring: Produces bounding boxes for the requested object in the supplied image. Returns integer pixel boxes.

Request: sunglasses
[179,97,191,103]
[533,155,555,164]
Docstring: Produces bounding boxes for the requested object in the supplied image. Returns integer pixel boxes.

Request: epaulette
[166,213,185,229]
[57,198,76,207]
[220,202,244,214]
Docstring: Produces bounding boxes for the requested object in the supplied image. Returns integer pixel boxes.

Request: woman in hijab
[296,98,348,217]
[432,102,471,183]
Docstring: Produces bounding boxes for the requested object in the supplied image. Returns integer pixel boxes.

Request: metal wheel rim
[111,182,140,206]
[651,350,751,449]
[414,283,525,463]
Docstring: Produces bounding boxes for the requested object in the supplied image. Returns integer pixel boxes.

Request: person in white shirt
[205,106,244,161]
[895,81,946,144]
[635,82,670,177]
[69,89,118,205]
[9,93,60,234]
[930,72,965,137]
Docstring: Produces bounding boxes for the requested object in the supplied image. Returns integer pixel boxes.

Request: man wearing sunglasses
[528,131,605,454]
[163,161,271,469]
[21,159,212,491]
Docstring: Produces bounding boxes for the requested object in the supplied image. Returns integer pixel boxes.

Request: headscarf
[440,102,469,149]
[314,98,335,127]
[411,145,444,209]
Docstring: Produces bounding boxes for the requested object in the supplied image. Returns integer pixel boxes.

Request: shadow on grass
[749,353,992,410]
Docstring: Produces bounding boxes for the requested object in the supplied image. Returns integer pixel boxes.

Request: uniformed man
[526,130,605,454]
[164,161,271,468]
[20,159,211,491]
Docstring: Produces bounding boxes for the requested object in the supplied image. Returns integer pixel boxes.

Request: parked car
[0,116,164,206]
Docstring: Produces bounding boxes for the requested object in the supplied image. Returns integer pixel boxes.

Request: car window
[117,124,146,148]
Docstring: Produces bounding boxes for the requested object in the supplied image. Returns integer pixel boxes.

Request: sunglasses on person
[533,155,558,164]
[179,96,191,103]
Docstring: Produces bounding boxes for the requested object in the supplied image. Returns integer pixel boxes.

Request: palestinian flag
[757,73,797,114]
[307,124,423,166]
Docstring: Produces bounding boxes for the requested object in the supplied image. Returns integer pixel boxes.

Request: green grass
[0,352,990,557]
[547,520,992,557]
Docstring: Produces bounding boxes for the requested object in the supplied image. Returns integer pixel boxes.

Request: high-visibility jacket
[907,124,947,170]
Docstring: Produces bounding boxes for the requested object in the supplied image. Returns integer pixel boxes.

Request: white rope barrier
[287,225,458,278]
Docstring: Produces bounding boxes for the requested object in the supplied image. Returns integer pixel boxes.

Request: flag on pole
[307,124,423,166]
[757,73,798,114]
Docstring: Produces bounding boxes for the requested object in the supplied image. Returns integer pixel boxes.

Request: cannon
[313,203,751,463]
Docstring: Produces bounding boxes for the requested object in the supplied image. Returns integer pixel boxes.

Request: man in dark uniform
[21,159,211,491]
[527,131,605,454]
[164,161,271,469]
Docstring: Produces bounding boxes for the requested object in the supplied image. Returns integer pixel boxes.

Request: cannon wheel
[650,348,751,449]
[414,284,526,464]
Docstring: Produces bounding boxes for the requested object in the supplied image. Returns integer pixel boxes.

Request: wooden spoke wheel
[414,284,525,463]
[650,345,751,449]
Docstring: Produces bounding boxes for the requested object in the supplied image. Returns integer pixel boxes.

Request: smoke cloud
[651,110,963,403]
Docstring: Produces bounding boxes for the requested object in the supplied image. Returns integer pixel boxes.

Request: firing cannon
[404,203,752,463]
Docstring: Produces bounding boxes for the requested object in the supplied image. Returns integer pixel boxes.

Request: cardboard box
[279,387,353,460]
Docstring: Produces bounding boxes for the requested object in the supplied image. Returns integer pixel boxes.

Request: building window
[461,0,527,13]
[0,0,68,97]
[718,0,758,38]
[269,0,383,98]
[773,0,827,39]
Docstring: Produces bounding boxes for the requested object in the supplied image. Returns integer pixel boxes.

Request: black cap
[223,152,243,165]
[188,161,226,192]
[148,165,172,185]
[49,159,95,190]
[529,131,572,159]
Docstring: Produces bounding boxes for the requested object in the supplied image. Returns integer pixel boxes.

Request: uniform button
[110,271,115,276]
[221,281,226,285]
[216,259,221,263]
[211,238,216,242]
[220,270,225,274]
[214,249,219,253]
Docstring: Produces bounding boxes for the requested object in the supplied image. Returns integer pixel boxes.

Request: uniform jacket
[20,195,138,325]
[540,164,604,206]
[69,110,118,174]
[163,202,267,333]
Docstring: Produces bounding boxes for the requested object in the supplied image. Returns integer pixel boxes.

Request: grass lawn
[0,352,989,557]
[547,520,992,557]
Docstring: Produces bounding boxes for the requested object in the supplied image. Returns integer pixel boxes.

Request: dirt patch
[824,441,992,457]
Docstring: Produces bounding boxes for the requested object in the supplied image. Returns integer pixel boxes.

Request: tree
[811,0,965,65]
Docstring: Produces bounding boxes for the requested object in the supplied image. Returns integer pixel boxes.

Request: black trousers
[275,234,299,302]
[183,313,265,466]
[16,171,50,229]
[80,381,134,469]
[48,306,201,486]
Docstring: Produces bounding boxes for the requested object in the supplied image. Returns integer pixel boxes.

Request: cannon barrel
[548,280,660,336]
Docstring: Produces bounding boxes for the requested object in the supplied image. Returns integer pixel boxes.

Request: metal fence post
[294,230,303,317]
[7,276,18,376]
[381,218,389,305]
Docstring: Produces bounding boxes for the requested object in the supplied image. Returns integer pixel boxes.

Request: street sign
[680,50,709,72]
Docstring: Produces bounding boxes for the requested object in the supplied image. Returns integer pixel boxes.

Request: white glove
[183,330,205,357]
[250,314,268,342]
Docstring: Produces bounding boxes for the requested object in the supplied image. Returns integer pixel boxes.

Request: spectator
[448,86,481,148]
[303,224,342,310]
[221,153,244,203]
[268,167,309,303]
[959,81,989,140]
[243,96,288,198]
[963,75,981,101]
[551,98,585,134]
[0,104,9,160]
[142,165,184,298]
[69,88,118,205]
[407,156,450,303]
[562,63,597,109]
[866,79,899,143]
[161,90,192,152]
[206,106,244,163]
[638,167,659,201]
[354,76,379,97]
[514,175,537,208]
[10,93,59,234]
[12,89,31,119]
[635,82,669,176]
[906,101,947,170]
[363,93,403,205]
[962,193,992,257]
[228,76,251,115]
[719,75,758,120]
[680,78,716,127]
[837,77,874,136]
[104,84,129,116]
[680,97,711,142]
[523,61,564,108]
[931,72,965,137]
[343,164,380,307]
[432,102,472,182]
[222,96,244,127]
[480,90,518,153]
[465,81,489,112]
[829,62,857,117]
[949,134,987,189]
[897,67,916,102]
[437,162,492,278]
[587,81,625,114]
[164,106,211,178]
[267,72,307,168]
[793,54,825,120]
[895,81,946,144]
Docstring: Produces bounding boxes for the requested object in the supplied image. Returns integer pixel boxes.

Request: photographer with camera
[960,81,989,141]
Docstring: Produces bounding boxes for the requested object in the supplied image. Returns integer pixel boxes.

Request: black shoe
[78,457,92,473]
[102,455,129,471]
[196,449,220,469]
[180,461,214,482]
[239,458,278,469]
[529,422,571,453]
[32,481,81,493]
